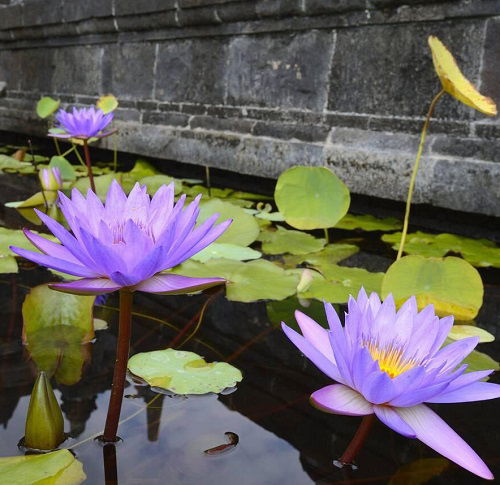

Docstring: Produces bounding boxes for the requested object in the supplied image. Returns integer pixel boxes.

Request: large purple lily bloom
[282,289,500,480]
[50,106,114,139]
[10,180,231,296]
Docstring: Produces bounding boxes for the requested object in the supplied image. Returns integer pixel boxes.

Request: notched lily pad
[282,243,359,268]
[336,213,402,232]
[258,226,326,255]
[128,348,242,395]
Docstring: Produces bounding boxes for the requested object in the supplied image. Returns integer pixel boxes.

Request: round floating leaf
[428,36,497,116]
[128,348,242,395]
[258,226,326,255]
[49,156,76,181]
[299,265,384,303]
[128,159,159,179]
[0,154,35,174]
[139,174,182,195]
[274,166,350,230]
[96,94,118,114]
[190,243,261,262]
[0,449,85,485]
[336,213,402,232]
[283,243,359,268]
[175,258,299,302]
[266,296,329,330]
[72,173,121,198]
[36,96,60,119]
[381,255,483,320]
[198,199,260,246]
[448,325,494,343]
[459,346,500,373]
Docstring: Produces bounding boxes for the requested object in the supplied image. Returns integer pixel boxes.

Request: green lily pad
[258,226,326,255]
[383,231,500,267]
[448,325,494,343]
[96,94,118,114]
[72,173,121,198]
[198,199,260,246]
[184,185,234,199]
[274,166,350,230]
[381,255,483,320]
[266,296,329,331]
[190,243,261,262]
[299,265,384,303]
[0,155,35,174]
[128,348,242,395]
[336,213,402,232]
[139,174,183,195]
[174,258,299,302]
[283,243,359,268]
[36,96,60,119]
[0,449,85,485]
[128,159,159,179]
[49,156,76,181]
[460,346,500,373]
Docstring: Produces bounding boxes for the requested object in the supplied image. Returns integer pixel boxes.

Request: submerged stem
[396,89,445,260]
[102,289,133,442]
[337,414,375,466]
[205,165,212,197]
[82,139,96,193]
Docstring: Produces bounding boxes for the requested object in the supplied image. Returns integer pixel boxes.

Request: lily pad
[36,96,60,119]
[128,348,242,395]
[0,449,85,485]
[96,94,118,114]
[299,265,384,303]
[448,325,494,343]
[381,255,483,320]
[266,297,329,331]
[174,258,299,302]
[190,243,261,262]
[128,159,159,179]
[139,174,183,195]
[336,213,402,232]
[274,166,350,230]
[198,199,260,246]
[49,156,76,181]
[0,155,35,174]
[258,226,326,255]
[72,173,121,198]
[283,243,359,268]
[460,347,500,373]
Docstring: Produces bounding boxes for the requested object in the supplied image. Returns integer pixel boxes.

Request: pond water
[0,143,499,484]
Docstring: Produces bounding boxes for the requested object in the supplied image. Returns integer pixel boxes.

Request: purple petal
[373,405,415,438]
[10,246,99,278]
[310,384,373,416]
[360,370,397,404]
[427,382,500,404]
[295,310,335,363]
[389,381,450,407]
[429,337,479,373]
[133,273,225,294]
[396,404,493,480]
[50,278,121,295]
[281,322,345,384]
[23,229,81,264]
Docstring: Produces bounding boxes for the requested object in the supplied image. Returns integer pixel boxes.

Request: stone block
[177,6,221,26]
[62,0,113,23]
[252,120,329,143]
[180,103,207,115]
[190,115,254,134]
[328,20,485,119]
[114,0,177,16]
[143,111,190,127]
[0,5,23,30]
[475,121,500,140]
[479,18,500,116]
[226,31,334,110]
[17,48,56,93]
[102,43,156,100]
[303,0,366,15]
[216,2,257,22]
[255,0,304,18]
[23,0,62,26]
[115,11,179,31]
[52,46,102,96]
[155,38,228,104]
[431,134,500,163]
[180,0,237,7]
[76,18,117,35]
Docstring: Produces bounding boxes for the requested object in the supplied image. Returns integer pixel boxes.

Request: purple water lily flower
[50,106,114,139]
[282,289,500,480]
[10,180,231,296]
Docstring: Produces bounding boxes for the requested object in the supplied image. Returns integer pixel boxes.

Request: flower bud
[39,167,62,191]
[24,371,65,450]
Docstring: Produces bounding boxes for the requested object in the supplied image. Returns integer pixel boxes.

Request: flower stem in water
[337,414,375,466]
[82,139,96,193]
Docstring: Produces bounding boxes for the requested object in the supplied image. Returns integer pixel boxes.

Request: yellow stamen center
[366,341,417,378]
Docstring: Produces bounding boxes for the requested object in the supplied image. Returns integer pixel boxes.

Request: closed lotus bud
[24,371,65,450]
[39,167,62,191]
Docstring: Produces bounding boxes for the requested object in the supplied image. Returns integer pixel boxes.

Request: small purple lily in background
[50,106,114,140]
[11,180,231,442]
[282,289,500,480]
[39,167,62,192]
[49,106,114,193]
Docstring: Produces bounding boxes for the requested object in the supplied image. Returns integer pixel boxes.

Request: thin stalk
[53,137,62,156]
[323,228,330,244]
[102,289,133,442]
[72,143,87,168]
[28,139,49,210]
[113,134,118,172]
[205,165,212,197]
[337,414,375,466]
[82,139,96,193]
[396,89,445,260]
[61,146,75,157]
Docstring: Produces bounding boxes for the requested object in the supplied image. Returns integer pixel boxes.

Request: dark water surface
[0,165,500,484]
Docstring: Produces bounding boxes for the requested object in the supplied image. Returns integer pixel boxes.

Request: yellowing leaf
[428,36,497,116]
[448,324,494,343]
[96,94,118,114]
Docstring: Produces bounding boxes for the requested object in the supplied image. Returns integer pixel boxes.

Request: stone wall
[0,0,500,215]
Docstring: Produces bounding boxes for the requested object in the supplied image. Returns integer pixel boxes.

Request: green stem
[337,414,375,466]
[72,143,87,168]
[396,89,445,260]
[53,137,62,156]
[61,146,75,157]
[82,139,96,193]
[205,165,212,197]
[102,289,133,442]
[113,134,118,173]
[323,228,330,244]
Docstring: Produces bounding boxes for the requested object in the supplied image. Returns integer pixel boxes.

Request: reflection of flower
[11,180,231,296]
[282,289,500,479]
[50,106,114,139]
[39,167,62,191]
[428,36,497,116]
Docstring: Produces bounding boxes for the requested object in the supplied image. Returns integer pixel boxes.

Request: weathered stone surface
[0,5,23,30]
[303,0,366,15]
[226,31,335,110]
[114,0,177,16]
[115,11,178,31]
[62,0,113,23]
[22,0,62,27]
[155,38,228,104]
[102,43,156,100]
[480,18,500,113]
[328,19,485,119]
[190,115,255,134]
[255,0,304,18]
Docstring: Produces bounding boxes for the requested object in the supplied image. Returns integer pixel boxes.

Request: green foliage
[274,166,350,230]
[0,155,34,174]
[448,324,494,343]
[266,297,329,331]
[282,243,359,268]
[336,213,402,232]
[96,94,118,114]
[190,243,261,262]
[128,348,242,395]
[49,156,76,181]
[36,97,60,119]
[460,346,500,373]
[139,174,182,195]
[382,255,483,320]
[383,231,500,267]
[258,226,326,255]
